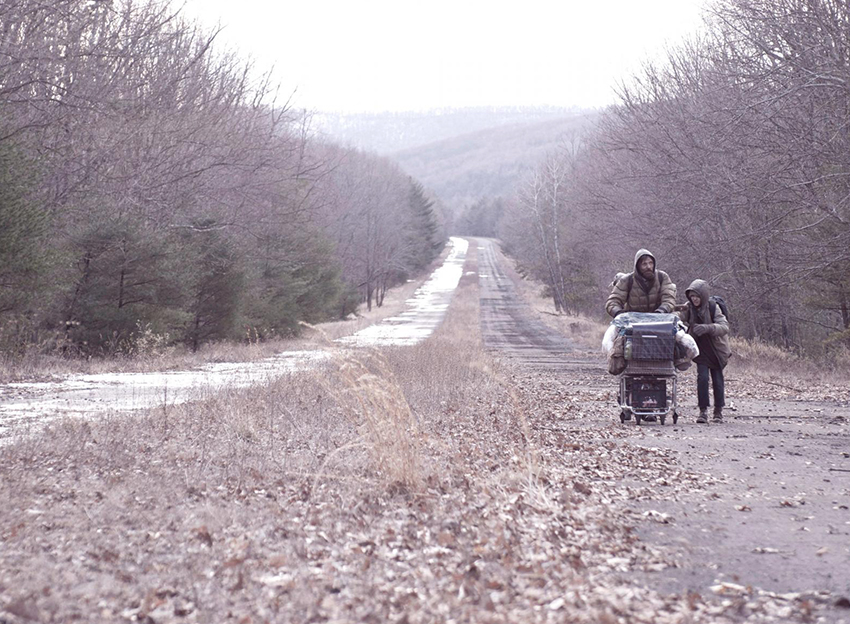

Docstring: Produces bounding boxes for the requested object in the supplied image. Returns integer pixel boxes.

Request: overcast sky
[181,0,706,114]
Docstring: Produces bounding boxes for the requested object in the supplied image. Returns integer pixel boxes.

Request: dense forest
[0,0,444,356]
[497,0,850,358]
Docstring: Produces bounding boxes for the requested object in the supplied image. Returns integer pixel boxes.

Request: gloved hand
[654,308,666,314]
[611,307,624,318]
[692,324,708,337]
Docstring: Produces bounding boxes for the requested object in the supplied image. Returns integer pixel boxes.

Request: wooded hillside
[393,113,598,214]
[0,0,443,356]
[314,106,585,154]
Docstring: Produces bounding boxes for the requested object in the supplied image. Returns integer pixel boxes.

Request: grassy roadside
[0,242,826,623]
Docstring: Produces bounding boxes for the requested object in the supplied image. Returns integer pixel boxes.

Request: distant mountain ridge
[313,106,599,212]
[313,106,588,154]
[391,112,598,209]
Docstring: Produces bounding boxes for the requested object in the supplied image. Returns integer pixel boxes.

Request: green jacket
[606,249,677,317]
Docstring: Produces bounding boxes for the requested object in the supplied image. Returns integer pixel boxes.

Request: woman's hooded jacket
[678,279,732,368]
[606,249,677,317]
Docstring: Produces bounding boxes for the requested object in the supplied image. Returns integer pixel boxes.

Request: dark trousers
[697,363,725,412]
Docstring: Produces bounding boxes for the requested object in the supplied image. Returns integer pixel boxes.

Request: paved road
[476,238,595,372]
[475,238,850,609]
[470,240,850,608]
[339,237,468,347]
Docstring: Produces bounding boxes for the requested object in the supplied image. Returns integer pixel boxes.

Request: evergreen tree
[405,179,441,272]
[243,232,343,337]
[182,226,246,351]
[60,220,192,353]
[0,139,51,315]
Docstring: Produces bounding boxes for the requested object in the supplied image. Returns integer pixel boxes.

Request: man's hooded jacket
[606,249,677,317]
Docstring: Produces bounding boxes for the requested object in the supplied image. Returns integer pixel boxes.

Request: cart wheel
[634,413,643,426]
[619,411,626,423]
[672,411,679,425]
[660,414,666,425]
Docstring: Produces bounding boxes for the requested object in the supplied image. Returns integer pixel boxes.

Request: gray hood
[633,248,656,273]
[685,279,710,304]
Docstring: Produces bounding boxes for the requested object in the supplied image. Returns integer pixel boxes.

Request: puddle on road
[336,237,468,347]
[0,351,332,438]
[0,237,469,436]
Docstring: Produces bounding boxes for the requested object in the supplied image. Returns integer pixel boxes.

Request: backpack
[709,295,729,322]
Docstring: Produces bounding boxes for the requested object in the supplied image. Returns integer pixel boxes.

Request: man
[606,249,677,318]
[679,279,732,423]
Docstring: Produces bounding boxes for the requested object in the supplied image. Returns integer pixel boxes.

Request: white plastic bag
[676,330,699,359]
[602,323,618,355]
[674,330,699,370]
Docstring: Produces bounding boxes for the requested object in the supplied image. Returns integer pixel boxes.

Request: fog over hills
[391,112,598,210]
[313,106,588,154]
[313,107,599,211]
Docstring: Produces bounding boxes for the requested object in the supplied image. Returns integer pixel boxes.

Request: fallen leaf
[643,510,673,523]
[711,582,750,595]
[5,598,41,621]
[267,554,287,568]
[258,573,294,588]
[193,525,213,547]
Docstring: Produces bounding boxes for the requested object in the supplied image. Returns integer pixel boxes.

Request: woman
[680,279,732,423]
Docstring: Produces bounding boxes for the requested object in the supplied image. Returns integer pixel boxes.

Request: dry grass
[731,336,850,376]
[0,337,321,384]
[380,247,532,471]
[320,350,423,488]
[725,337,850,402]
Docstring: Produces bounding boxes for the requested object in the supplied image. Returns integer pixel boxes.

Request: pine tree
[0,139,51,315]
[405,179,441,272]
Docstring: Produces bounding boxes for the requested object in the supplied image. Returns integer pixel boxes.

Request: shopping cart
[613,312,680,426]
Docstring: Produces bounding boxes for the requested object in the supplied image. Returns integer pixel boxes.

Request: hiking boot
[696,409,708,424]
[713,409,724,423]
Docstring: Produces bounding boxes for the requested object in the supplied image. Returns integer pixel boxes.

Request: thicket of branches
[0,0,443,355]
[502,0,850,357]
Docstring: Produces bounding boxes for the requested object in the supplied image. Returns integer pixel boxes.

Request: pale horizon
[181,0,706,114]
